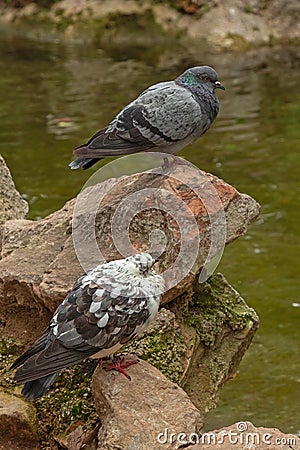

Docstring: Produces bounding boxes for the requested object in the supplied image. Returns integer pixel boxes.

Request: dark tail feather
[21,372,58,400]
[12,339,97,385]
[69,157,100,170]
[10,330,49,370]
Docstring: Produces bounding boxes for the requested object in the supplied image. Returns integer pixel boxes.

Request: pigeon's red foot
[104,356,139,380]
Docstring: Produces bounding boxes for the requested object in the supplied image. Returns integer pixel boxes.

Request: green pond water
[0,32,299,434]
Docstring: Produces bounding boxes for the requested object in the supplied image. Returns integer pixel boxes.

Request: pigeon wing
[13,275,151,383]
[73,83,202,158]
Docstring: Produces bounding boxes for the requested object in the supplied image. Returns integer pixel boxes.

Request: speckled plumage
[10,253,164,400]
[69,66,225,169]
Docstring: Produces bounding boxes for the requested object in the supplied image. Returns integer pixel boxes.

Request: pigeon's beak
[215,81,225,91]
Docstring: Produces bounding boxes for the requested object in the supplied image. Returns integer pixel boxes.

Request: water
[0,32,299,434]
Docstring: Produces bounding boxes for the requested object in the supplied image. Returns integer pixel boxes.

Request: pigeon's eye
[202,76,211,82]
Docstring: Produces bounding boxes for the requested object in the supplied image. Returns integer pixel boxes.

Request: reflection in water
[0,33,299,434]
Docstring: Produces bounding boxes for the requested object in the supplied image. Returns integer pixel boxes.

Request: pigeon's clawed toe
[104,356,139,380]
[10,253,164,400]
[69,66,224,170]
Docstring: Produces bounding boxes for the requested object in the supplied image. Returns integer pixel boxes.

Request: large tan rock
[92,371,299,450]
[0,391,39,450]
[0,166,260,343]
[92,359,201,450]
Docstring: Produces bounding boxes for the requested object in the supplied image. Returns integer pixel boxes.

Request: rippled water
[0,32,299,434]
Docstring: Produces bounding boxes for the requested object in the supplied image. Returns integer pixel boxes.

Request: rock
[179,1,270,46]
[92,372,299,450]
[60,423,100,450]
[92,358,201,450]
[184,421,300,449]
[0,391,39,450]
[0,155,28,224]
[0,155,28,255]
[125,274,259,418]
[265,0,300,43]
[0,0,300,47]
[0,166,260,343]
[179,273,259,414]
[0,202,74,341]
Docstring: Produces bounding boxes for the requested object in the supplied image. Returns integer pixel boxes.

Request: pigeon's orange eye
[202,76,211,82]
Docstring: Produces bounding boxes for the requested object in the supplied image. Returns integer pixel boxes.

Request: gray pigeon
[69,66,225,169]
[10,253,164,400]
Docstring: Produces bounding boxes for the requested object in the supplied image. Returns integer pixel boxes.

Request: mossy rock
[0,390,39,449]
[0,337,25,393]
[181,273,259,414]
[124,308,191,383]
[185,272,259,346]
[35,360,99,447]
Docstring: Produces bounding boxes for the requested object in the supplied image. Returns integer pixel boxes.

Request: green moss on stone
[0,336,25,357]
[0,337,25,392]
[94,9,179,47]
[127,330,187,383]
[35,360,98,443]
[124,308,188,383]
[5,5,177,48]
[184,273,258,346]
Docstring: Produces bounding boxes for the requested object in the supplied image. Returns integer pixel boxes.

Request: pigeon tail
[21,372,58,400]
[69,157,99,170]
[10,330,49,370]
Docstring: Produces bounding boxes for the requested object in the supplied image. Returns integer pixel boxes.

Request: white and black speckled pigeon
[69,66,225,169]
[10,253,164,400]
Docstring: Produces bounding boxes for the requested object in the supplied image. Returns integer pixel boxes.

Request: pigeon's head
[125,253,156,276]
[178,66,225,92]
